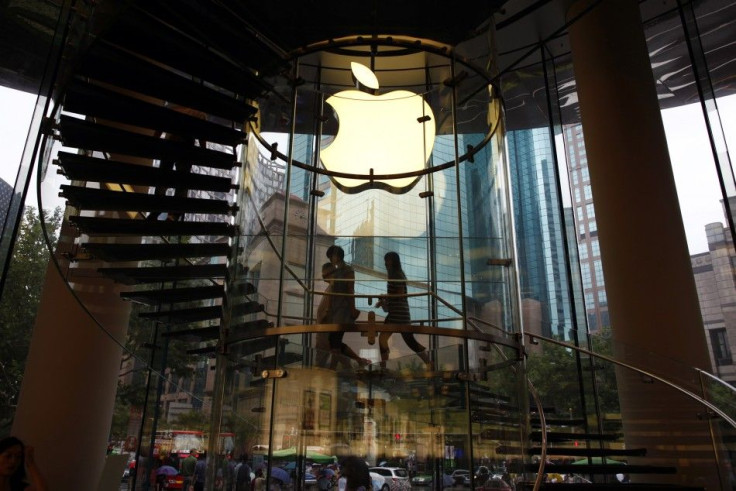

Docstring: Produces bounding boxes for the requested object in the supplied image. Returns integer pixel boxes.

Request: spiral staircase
[47,1,285,361]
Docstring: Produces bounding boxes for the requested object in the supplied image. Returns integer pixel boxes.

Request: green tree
[589,327,621,414]
[0,206,62,434]
[525,341,582,417]
[525,332,621,422]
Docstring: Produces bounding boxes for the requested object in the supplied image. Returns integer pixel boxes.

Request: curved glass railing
[522,331,736,490]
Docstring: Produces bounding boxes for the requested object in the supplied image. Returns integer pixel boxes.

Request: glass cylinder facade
[219,35,526,486]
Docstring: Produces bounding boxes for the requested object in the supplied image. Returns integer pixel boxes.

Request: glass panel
[526,333,730,489]
[218,337,525,490]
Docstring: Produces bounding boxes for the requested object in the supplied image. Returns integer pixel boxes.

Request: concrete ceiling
[1,0,734,129]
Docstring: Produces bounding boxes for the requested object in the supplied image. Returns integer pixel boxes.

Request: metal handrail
[696,367,736,394]
[526,332,736,431]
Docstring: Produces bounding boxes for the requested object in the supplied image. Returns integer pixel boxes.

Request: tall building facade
[0,178,12,227]
[508,128,575,339]
[691,201,736,384]
[564,124,610,333]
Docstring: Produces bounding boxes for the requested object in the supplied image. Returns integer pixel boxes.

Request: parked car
[368,467,410,491]
[449,469,470,486]
[410,472,433,487]
[370,471,390,491]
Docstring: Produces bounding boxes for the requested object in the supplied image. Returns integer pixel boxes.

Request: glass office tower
[508,128,575,340]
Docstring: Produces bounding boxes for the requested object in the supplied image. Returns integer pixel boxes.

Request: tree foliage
[0,206,62,435]
[525,330,621,421]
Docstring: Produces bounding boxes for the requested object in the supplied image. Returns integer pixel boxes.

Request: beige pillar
[12,259,130,490]
[568,0,717,487]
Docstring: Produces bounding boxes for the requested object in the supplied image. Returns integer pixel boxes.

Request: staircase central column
[13,259,131,490]
[568,0,717,487]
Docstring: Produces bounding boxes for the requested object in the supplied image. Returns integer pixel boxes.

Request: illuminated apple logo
[321,62,436,193]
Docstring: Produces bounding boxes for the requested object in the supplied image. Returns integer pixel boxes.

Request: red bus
[154,430,236,458]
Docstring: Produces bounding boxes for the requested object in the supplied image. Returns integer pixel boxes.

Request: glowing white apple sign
[321,62,436,192]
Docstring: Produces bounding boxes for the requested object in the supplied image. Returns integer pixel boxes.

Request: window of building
[584,291,594,308]
[574,188,581,203]
[586,203,595,220]
[581,263,592,289]
[597,289,607,306]
[710,329,732,366]
[591,239,600,257]
[584,184,592,200]
[587,312,598,331]
[579,243,588,260]
[594,259,604,285]
[576,206,584,221]
[581,167,589,181]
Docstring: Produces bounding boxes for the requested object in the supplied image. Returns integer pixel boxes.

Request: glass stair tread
[226,336,280,359]
[517,463,676,475]
[137,1,287,76]
[79,43,257,123]
[139,305,223,324]
[230,301,264,316]
[57,152,234,193]
[98,264,228,284]
[60,185,237,215]
[63,82,245,147]
[59,116,239,170]
[531,417,587,426]
[81,242,231,262]
[101,7,273,98]
[161,325,219,341]
[225,319,273,345]
[186,346,218,356]
[68,216,236,237]
[497,445,647,457]
[231,280,257,295]
[517,484,703,490]
[531,431,622,442]
[121,285,225,305]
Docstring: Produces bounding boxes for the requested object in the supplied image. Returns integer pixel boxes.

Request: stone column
[12,259,130,490]
[568,0,717,487]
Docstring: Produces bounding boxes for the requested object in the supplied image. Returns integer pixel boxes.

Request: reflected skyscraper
[508,127,575,339]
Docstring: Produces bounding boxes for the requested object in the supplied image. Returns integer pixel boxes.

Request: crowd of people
[143,450,376,491]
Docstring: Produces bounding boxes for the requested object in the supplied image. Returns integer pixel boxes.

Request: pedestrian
[0,436,47,491]
[375,252,432,369]
[193,451,207,491]
[180,448,198,490]
[234,454,252,491]
[325,245,369,369]
[315,262,336,366]
[339,456,370,491]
